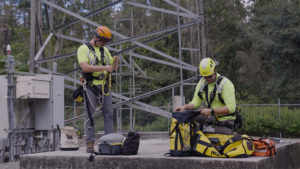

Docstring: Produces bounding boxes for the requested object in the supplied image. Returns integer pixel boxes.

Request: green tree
[246,0,300,100]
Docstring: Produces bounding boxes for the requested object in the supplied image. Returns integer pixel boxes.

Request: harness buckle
[98,73,105,80]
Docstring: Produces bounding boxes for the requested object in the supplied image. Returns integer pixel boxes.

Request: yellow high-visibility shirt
[77,44,113,85]
[190,73,236,121]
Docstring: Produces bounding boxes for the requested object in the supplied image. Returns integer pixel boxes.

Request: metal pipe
[6,46,15,161]
[176,0,184,103]
[113,75,200,108]
[278,98,281,138]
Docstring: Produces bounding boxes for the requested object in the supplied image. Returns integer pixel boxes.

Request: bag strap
[169,122,178,136]
[195,132,213,155]
[175,123,184,151]
[219,135,243,154]
[170,122,184,151]
[197,139,212,155]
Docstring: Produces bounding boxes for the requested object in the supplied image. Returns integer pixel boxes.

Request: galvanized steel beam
[131,53,195,71]
[163,0,197,17]
[41,0,196,70]
[113,75,201,108]
[126,2,197,19]
[34,33,53,61]
[109,21,198,47]
[54,0,124,30]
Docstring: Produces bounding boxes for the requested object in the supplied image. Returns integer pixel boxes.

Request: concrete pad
[20,138,300,169]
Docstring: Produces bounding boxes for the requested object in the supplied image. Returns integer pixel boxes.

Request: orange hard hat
[95,26,112,42]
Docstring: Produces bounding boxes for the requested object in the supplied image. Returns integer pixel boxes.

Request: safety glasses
[204,74,214,79]
[95,36,111,43]
[99,38,111,43]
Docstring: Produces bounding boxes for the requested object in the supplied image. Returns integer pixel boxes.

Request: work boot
[86,142,94,153]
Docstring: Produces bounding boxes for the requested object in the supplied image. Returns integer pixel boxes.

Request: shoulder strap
[199,78,206,92]
[208,76,224,108]
[99,47,106,65]
[197,78,205,100]
[216,76,226,105]
[85,42,99,65]
[85,42,95,53]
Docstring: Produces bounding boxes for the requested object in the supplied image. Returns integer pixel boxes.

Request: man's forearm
[80,62,112,72]
[183,103,195,110]
[214,106,230,115]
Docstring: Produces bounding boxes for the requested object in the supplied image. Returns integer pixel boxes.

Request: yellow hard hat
[199,58,216,76]
[96,26,112,42]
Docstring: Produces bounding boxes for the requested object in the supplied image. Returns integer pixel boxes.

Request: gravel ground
[0,161,19,169]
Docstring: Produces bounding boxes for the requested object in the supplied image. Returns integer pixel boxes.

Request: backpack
[252,138,276,157]
[169,110,199,156]
[122,132,140,155]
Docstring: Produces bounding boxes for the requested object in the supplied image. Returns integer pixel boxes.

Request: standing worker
[77,26,120,153]
[174,58,240,134]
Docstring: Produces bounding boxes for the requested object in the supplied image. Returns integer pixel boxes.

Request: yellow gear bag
[169,118,197,156]
[193,131,255,158]
[169,110,200,156]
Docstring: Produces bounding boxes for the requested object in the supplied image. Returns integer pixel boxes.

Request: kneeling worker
[174,58,237,134]
[77,26,120,153]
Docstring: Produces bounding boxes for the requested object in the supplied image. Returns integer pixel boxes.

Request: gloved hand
[113,56,120,70]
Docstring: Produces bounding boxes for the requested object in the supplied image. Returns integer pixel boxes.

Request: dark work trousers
[194,114,236,134]
[84,85,114,143]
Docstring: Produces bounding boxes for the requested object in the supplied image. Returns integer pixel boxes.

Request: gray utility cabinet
[15,74,64,130]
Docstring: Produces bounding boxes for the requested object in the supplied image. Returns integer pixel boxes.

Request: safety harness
[83,42,107,80]
[83,42,112,96]
[197,76,227,108]
[197,76,240,129]
[80,42,111,126]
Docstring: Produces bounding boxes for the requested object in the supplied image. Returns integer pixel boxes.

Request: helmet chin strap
[94,38,97,45]
[94,38,103,47]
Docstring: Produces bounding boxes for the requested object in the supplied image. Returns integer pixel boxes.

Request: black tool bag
[234,110,243,130]
[122,132,140,155]
[72,86,83,102]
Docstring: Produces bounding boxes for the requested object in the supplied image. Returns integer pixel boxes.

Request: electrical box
[0,73,65,153]
[16,75,51,99]
[32,75,64,130]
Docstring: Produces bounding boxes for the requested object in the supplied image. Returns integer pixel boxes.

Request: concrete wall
[20,142,300,169]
